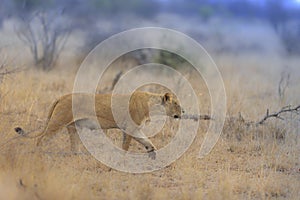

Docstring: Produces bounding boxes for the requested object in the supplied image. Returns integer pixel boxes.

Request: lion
[14,91,183,156]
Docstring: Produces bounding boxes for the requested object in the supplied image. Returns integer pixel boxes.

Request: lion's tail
[14,98,60,139]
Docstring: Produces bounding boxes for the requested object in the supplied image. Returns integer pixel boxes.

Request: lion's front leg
[129,127,157,159]
[122,132,132,151]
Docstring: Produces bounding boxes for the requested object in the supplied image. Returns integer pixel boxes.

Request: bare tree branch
[15,10,72,70]
[0,52,22,78]
[0,68,22,76]
[257,105,300,125]
[177,103,299,125]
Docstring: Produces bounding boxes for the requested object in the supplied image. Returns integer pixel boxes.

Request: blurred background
[0,0,300,71]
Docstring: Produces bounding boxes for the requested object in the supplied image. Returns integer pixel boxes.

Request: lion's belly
[97,116,117,129]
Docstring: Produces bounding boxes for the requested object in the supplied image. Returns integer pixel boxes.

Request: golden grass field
[0,53,300,200]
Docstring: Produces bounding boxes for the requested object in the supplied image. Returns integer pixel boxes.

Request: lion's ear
[163,93,173,103]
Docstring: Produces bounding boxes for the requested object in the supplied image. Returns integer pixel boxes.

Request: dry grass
[0,57,299,200]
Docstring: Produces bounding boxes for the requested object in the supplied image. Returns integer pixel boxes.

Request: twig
[257,105,300,125]
[0,67,23,76]
[182,114,213,121]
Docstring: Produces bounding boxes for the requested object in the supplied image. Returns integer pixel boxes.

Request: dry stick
[0,66,23,76]
[257,105,300,125]
[182,114,212,121]
[3,106,297,152]
[182,105,299,125]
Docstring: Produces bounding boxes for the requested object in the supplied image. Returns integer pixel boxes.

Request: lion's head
[162,93,184,119]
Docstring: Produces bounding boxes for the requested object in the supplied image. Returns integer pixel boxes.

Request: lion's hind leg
[67,118,101,153]
[36,119,66,147]
[67,123,81,152]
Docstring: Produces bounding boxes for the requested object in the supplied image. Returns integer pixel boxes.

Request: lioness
[15,91,183,154]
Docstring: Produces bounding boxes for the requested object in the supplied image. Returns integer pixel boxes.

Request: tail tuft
[15,127,25,135]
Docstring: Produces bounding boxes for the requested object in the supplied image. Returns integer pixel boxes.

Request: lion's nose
[182,110,185,114]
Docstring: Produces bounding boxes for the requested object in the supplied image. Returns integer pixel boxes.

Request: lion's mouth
[174,115,180,119]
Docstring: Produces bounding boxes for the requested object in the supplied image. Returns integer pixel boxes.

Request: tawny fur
[15,91,182,154]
